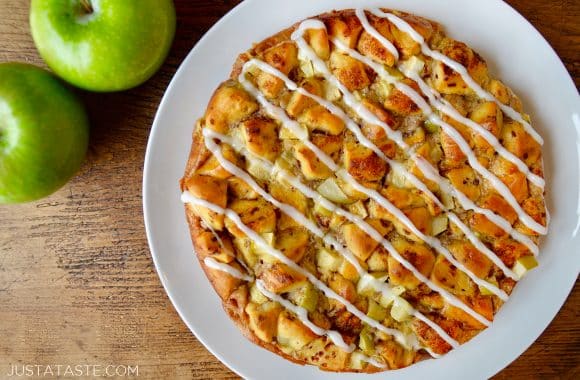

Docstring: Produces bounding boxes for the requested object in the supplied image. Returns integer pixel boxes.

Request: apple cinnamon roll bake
[180,8,548,372]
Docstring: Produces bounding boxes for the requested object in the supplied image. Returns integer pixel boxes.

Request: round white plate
[143,0,580,378]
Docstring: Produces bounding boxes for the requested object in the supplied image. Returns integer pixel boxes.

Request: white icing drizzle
[425,348,442,359]
[183,14,553,361]
[243,58,520,280]
[260,276,389,368]
[359,354,389,369]
[182,192,419,349]
[255,280,356,353]
[293,21,409,151]
[290,23,540,252]
[203,130,366,281]
[335,166,507,311]
[294,33,527,279]
[203,257,254,282]
[201,133,450,346]
[330,37,547,235]
[355,8,399,60]
[205,128,463,347]
[197,202,255,275]
[413,156,539,256]
[404,68,545,188]
[236,71,498,324]
[357,9,544,188]
[239,61,497,323]
[368,8,544,145]
[200,217,241,261]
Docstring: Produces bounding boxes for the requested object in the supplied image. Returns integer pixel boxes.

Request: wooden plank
[0,0,577,378]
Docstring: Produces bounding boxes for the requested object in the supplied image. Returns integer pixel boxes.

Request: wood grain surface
[0,0,578,379]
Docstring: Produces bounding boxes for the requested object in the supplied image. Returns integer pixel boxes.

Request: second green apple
[30,0,176,92]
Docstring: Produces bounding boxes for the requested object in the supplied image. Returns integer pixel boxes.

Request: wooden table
[0,0,578,378]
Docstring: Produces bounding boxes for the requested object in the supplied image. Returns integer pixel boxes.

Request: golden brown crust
[181,7,546,373]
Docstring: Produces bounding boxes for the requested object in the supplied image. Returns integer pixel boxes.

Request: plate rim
[143,0,580,378]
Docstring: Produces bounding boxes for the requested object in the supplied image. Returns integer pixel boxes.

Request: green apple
[30,0,176,92]
[0,63,89,204]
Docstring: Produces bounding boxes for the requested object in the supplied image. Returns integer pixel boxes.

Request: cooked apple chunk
[299,105,345,135]
[388,239,435,289]
[316,248,343,274]
[240,118,281,161]
[446,166,481,202]
[337,177,377,201]
[259,263,307,294]
[501,120,542,165]
[277,311,317,350]
[276,227,309,262]
[389,13,435,58]
[383,78,422,115]
[228,177,259,200]
[490,158,529,203]
[447,241,493,279]
[470,101,503,145]
[197,144,239,179]
[342,219,390,261]
[431,254,476,296]
[269,181,308,214]
[312,134,343,160]
[330,51,371,91]
[246,301,283,343]
[357,27,396,66]
[271,187,309,231]
[375,340,415,370]
[287,282,319,313]
[204,83,258,133]
[344,141,387,182]
[226,199,276,237]
[513,255,538,278]
[487,79,523,111]
[233,237,257,267]
[382,186,426,209]
[285,79,323,118]
[294,143,333,180]
[392,207,432,241]
[184,174,227,230]
[327,15,363,49]
[431,38,488,95]
[257,42,299,98]
[329,273,357,303]
[304,28,330,60]
[263,41,298,75]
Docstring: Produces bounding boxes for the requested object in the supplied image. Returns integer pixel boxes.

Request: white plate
[143,0,580,378]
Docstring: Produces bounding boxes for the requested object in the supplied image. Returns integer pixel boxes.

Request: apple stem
[79,0,93,15]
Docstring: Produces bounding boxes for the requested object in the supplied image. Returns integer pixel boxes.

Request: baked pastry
[179,8,548,372]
